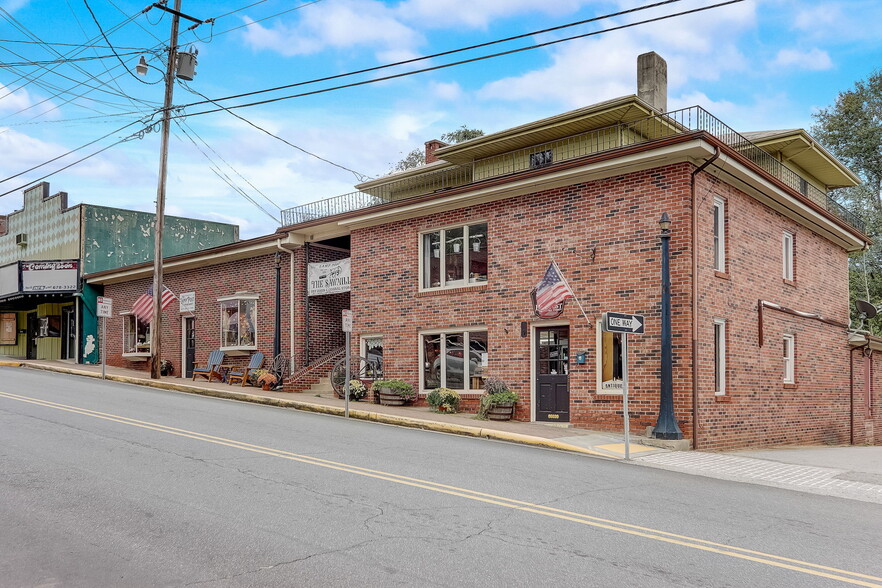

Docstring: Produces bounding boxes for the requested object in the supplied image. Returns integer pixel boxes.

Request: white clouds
[772,48,833,71]
[396,0,586,29]
[240,0,424,59]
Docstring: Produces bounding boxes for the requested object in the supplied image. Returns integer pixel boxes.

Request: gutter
[691,145,720,451]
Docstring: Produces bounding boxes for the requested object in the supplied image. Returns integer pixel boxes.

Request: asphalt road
[1,368,880,587]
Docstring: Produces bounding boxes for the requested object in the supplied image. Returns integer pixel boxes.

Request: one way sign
[602,312,645,334]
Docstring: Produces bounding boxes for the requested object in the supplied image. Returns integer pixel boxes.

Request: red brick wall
[349,162,868,449]
[103,252,292,376]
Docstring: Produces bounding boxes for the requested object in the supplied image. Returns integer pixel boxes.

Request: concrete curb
[17,362,606,457]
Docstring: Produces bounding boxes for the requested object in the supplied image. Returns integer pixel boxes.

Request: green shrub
[477,377,518,419]
[371,379,416,402]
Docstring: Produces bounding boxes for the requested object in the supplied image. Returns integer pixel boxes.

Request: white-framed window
[217,293,258,350]
[783,334,795,384]
[122,313,150,355]
[420,328,487,392]
[714,318,726,395]
[361,335,384,380]
[713,196,725,272]
[421,222,488,289]
[782,231,794,281]
[596,319,623,394]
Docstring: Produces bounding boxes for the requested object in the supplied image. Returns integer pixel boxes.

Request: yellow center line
[3,390,880,587]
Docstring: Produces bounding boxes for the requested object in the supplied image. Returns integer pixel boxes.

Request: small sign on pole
[96,296,112,318]
[96,297,112,380]
[602,312,645,460]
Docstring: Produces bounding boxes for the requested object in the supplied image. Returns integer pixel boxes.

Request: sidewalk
[8,359,882,505]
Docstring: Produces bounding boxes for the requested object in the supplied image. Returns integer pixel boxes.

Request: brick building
[89,53,880,449]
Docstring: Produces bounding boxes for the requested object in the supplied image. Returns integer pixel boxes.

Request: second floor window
[713,197,725,272]
[783,334,795,383]
[422,223,487,289]
[782,231,794,281]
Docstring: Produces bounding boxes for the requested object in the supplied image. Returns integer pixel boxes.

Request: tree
[812,70,882,332]
[391,126,484,172]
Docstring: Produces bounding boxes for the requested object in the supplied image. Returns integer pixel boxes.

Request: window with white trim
[714,318,726,395]
[218,293,258,350]
[421,223,487,289]
[421,329,487,391]
[361,335,384,379]
[782,231,794,281]
[783,334,795,383]
[122,313,150,355]
[596,319,623,393]
[713,197,725,272]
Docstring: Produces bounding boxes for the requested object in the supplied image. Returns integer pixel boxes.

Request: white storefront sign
[179,291,195,313]
[308,258,351,296]
[20,260,78,292]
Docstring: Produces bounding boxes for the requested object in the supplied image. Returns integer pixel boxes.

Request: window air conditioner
[15,233,27,246]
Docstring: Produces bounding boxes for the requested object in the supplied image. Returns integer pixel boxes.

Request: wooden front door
[184,317,196,378]
[535,326,570,422]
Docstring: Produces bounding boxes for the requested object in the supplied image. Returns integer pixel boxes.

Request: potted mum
[252,369,278,391]
[427,387,461,413]
[477,377,518,421]
[371,379,416,406]
[347,379,367,401]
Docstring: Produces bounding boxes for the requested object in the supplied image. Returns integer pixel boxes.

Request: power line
[193,0,325,35]
[82,0,156,85]
[0,50,143,67]
[178,80,370,182]
[174,0,743,119]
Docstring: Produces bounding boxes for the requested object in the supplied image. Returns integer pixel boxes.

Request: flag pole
[551,260,590,322]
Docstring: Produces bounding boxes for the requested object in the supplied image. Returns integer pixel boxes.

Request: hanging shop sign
[308,258,351,296]
[21,260,79,293]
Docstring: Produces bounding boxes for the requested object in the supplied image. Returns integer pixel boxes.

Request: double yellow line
[2,389,880,587]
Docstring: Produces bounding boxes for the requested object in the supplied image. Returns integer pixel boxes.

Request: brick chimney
[637,52,667,113]
[425,139,448,164]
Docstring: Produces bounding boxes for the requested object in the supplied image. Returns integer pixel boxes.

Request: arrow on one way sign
[602,312,645,334]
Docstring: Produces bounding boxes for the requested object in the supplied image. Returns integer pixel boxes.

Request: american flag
[532,261,573,317]
[132,285,177,323]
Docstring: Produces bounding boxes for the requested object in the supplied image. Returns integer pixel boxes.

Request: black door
[61,306,76,360]
[184,317,196,378]
[535,326,569,422]
[26,313,38,360]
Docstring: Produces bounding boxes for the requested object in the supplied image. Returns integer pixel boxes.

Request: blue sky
[1,0,880,239]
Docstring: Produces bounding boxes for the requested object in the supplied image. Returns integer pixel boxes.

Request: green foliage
[371,379,416,401]
[813,70,882,334]
[391,126,484,172]
[426,387,461,413]
[476,377,518,419]
[347,379,367,401]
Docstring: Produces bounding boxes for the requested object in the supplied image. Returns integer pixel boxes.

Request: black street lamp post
[653,212,683,440]
[274,251,282,360]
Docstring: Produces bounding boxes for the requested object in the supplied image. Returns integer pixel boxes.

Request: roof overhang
[433,95,657,164]
[742,129,860,189]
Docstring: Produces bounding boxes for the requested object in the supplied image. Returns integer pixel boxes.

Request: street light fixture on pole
[653,212,683,440]
[138,1,202,379]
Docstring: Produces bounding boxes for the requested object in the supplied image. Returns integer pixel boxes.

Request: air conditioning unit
[15,233,27,247]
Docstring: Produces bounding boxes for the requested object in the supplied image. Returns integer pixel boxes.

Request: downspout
[691,146,721,450]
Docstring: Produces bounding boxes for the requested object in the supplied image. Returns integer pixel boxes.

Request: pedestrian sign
[602,311,644,334]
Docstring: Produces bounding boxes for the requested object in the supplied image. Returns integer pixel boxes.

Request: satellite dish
[856,299,878,319]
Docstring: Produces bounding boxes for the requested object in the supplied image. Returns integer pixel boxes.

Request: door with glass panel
[535,326,569,422]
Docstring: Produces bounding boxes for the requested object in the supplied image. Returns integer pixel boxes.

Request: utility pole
[146,1,202,379]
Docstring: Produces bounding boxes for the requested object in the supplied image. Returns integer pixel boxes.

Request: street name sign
[602,311,644,334]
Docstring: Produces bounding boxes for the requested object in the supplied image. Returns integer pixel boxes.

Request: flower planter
[486,401,515,421]
[377,388,406,406]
